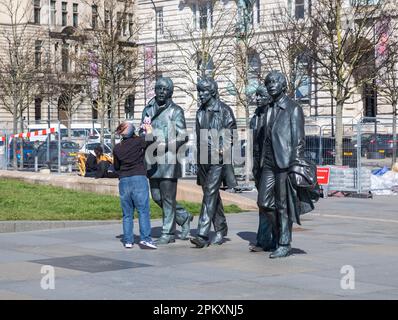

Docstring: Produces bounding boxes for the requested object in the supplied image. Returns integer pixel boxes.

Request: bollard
[68,163,72,173]
[34,156,38,172]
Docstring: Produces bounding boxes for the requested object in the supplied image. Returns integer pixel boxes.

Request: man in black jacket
[190,77,237,248]
[258,71,306,258]
[141,77,192,245]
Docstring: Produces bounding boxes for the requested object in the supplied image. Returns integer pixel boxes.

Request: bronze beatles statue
[250,71,318,258]
[141,77,193,245]
[190,77,237,248]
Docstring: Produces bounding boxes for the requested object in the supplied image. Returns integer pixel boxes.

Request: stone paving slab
[0,196,398,300]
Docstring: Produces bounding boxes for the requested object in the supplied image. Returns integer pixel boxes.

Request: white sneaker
[139,240,157,249]
[124,243,133,249]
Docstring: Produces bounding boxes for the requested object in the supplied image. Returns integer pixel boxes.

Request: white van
[69,123,113,144]
[27,123,67,142]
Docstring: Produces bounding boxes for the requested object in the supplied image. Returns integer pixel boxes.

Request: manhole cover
[30,255,152,273]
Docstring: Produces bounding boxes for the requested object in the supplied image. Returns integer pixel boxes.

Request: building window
[92,4,98,29]
[295,52,310,103]
[34,40,42,69]
[122,13,128,36]
[254,0,261,26]
[128,13,134,37]
[61,43,69,73]
[363,82,377,118]
[62,2,67,26]
[156,8,164,35]
[104,10,110,31]
[124,95,135,119]
[50,0,56,25]
[73,4,78,27]
[192,1,213,30]
[117,12,122,35]
[35,98,42,121]
[92,101,98,120]
[248,50,261,105]
[33,0,41,24]
[295,0,305,20]
[196,51,214,78]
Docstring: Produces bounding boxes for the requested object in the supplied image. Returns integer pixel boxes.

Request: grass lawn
[0,178,242,221]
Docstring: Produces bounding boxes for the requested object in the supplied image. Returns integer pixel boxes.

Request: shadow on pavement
[237,231,257,245]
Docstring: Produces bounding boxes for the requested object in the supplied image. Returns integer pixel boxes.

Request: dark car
[304,135,358,167]
[8,140,35,165]
[362,134,398,158]
[26,140,80,169]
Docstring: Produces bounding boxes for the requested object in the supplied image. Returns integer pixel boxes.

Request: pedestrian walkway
[0,195,397,300]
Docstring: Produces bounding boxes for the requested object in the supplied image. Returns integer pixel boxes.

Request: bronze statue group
[113,71,319,258]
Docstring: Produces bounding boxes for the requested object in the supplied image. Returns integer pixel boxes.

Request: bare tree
[223,0,264,184]
[0,0,43,168]
[303,0,387,165]
[165,0,236,112]
[374,1,398,164]
[81,0,143,146]
[260,6,312,102]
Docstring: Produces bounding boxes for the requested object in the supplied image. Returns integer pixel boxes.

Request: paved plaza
[0,194,398,300]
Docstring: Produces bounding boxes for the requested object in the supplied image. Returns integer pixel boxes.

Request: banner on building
[375,17,391,69]
[144,45,156,103]
[89,50,99,99]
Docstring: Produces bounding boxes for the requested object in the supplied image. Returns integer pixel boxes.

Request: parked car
[69,123,116,145]
[8,140,35,165]
[361,133,398,158]
[26,140,80,169]
[79,142,113,156]
[304,135,358,167]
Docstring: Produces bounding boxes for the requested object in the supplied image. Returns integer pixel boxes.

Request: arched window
[247,49,261,105]
[34,97,42,121]
[248,50,261,80]
[196,51,214,78]
[92,100,98,120]
[124,95,135,119]
[294,51,310,104]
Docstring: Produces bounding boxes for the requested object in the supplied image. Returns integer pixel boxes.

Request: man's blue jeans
[119,175,152,244]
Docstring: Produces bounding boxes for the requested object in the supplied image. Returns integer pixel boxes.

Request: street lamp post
[47,0,52,163]
[150,0,158,80]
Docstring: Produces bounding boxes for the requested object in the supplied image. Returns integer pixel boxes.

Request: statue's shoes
[155,235,175,245]
[249,245,264,252]
[190,236,209,248]
[211,232,225,245]
[180,213,193,240]
[269,245,291,259]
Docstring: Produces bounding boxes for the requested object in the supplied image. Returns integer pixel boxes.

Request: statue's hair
[155,77,174,97]
[264,71,287,92]
[256,84,270,97]
[197,77,218,97]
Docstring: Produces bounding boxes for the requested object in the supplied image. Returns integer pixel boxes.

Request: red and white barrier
[0,128,56,142]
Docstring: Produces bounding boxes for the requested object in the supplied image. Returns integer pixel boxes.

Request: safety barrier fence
[1,116,397,194]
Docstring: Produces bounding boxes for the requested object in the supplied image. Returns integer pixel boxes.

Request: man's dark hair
[197,77,218,97]
[94,145,103,155]
[256,84,270,97]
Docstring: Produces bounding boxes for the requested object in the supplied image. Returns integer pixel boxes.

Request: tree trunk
[110,88,116,147]
[335,100,344,166]
[12,100,18,169]
[68,115,72,140]
[100,114,105,147]
[392,101,397,165]
[19,111,24,169]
